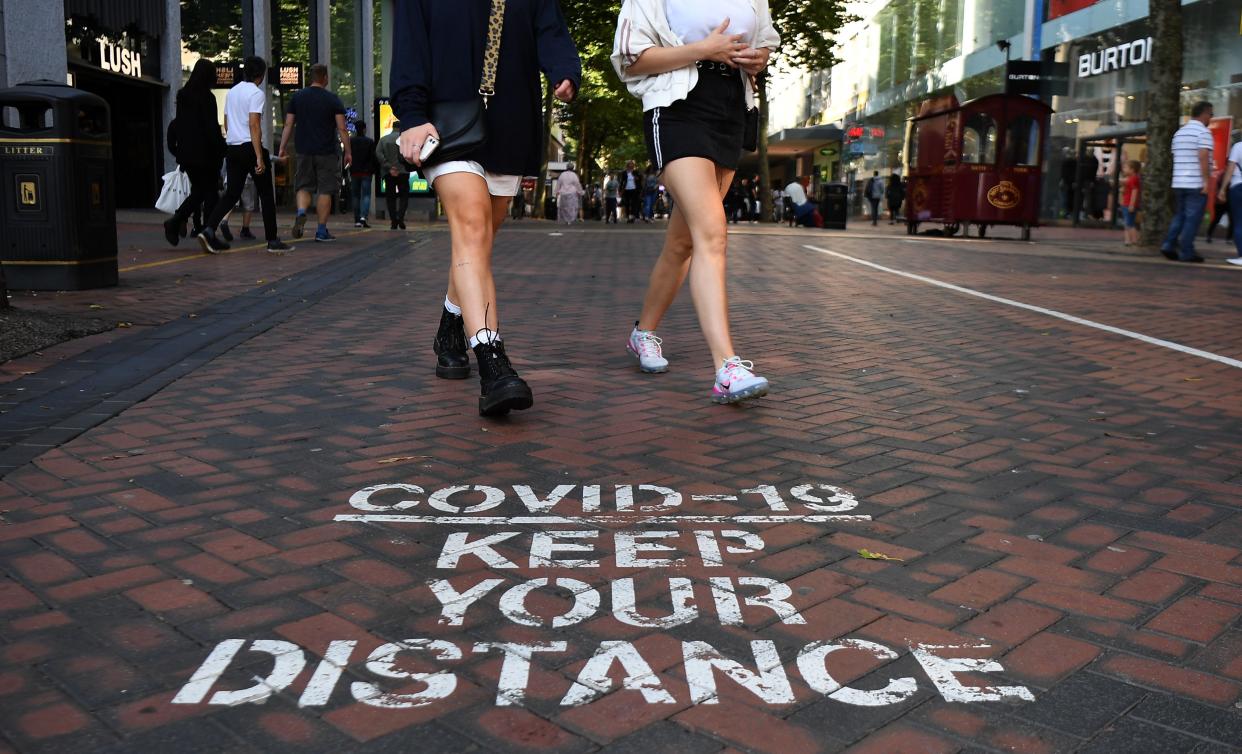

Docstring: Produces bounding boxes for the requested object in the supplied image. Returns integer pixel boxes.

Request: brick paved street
[2,214,1241,753]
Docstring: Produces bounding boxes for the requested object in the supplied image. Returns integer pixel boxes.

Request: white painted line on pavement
[804,244,1242,370]
[334,514,874,525]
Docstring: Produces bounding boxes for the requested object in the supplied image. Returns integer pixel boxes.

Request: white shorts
[422,160,521,197]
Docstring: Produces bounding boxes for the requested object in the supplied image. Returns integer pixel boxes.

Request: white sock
[469,329,501,349]
[444,296,462,316]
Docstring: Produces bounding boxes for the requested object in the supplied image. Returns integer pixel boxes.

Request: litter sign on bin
[18,176,40,210]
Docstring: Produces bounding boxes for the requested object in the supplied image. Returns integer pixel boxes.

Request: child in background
[1120,160,1141,247]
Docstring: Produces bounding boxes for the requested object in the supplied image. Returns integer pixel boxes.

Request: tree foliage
[180,0,310,65]
[557,0,645,183]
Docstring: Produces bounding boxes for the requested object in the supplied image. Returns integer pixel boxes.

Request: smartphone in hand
[419,135,440,164]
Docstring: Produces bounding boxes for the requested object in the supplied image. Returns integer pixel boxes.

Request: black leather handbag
[406,0,505,168]
[743,107,759,152]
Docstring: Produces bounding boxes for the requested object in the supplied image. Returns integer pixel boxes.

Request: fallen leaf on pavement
[858,549,904,562]
[376,456,429,465]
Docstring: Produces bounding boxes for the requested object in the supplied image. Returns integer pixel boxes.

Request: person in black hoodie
[164,59,225,246]
[348,119,377,228]
[392,0,580,416]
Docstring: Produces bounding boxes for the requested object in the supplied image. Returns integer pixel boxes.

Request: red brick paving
[1,215,1242,752]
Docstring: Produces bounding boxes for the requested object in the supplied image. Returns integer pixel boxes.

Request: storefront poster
[1048,0,1099,21]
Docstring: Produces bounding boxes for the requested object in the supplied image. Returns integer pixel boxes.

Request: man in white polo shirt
[1160,101,1214,263]
[199,56,289,254]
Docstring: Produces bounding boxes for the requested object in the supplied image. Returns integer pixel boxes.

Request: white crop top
[664,0,756,45]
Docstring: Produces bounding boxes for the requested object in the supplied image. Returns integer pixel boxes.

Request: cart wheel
[1021,225,1031,242]
[977,224,987,238]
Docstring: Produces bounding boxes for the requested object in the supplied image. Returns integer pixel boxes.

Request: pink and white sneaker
[711,357,769,404]
[627,324,668,373]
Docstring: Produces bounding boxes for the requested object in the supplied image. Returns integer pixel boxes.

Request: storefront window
[962,112,997,163]
[1004,115,1040,166]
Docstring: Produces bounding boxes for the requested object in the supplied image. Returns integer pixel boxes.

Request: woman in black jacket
[164,59,225,246]
[392,0,580,416]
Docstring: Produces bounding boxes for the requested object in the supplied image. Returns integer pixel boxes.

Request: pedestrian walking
[745,175,755,222]
[164,59,225,247]
[375,120,408,229]
[1120,160,1141,247]
[621,160,643,222]
[278,63,352,242]
[613,0,779,404]
[197,57,289,254]
[349,119,377,228]
[1160,101,1215,263]
[392,0,580,416]
[1217,135,1242,266]
[642,164,659,221]
[864,170,883,226]
[604,173,620,223]
[1206,184,1230,243]
[885,171,904,224]
[556,164,583,224]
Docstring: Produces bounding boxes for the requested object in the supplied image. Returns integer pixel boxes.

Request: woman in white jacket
[613,0,779,404]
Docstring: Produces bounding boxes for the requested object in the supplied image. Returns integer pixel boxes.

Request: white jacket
[612,0,780,111]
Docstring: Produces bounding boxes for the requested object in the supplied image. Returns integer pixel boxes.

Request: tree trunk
[1139,0,1182,247]
[534,86,554,220]
[757,77,773,223]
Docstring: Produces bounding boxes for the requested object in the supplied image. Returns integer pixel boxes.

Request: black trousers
[174,162,219,228]
[205,144,278,241]
[623,188,640,219]
[385,173,409,222]
[868,197,881,225]
[605,197,618,222]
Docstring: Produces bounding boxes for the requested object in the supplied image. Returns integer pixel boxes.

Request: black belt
[695,60,737,77]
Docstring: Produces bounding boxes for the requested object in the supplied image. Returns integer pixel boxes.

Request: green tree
[540,0,647,214]
[1140,0,1182,247]
[180,0,243,59]
[760,0,852,220]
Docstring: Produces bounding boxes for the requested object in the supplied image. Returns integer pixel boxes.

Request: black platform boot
[432,308,470,379]
[472,338,533,416]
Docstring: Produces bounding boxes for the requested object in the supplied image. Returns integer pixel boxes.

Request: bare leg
[641,157,736,371]
[315,193,332,226]
[296,189,312,214]
[436,173,499,335]
[447,194,510,311]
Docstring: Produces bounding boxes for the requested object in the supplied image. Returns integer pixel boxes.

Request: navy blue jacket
[390,0,581,176]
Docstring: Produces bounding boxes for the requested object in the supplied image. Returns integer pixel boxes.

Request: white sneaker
[627,324,668,373]
[1227,258,1242,267]
[711,357,769,404]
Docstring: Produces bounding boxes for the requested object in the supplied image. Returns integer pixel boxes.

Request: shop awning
[765,125,844,156]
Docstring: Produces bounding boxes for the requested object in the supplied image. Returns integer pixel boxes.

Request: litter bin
[820,183,848,230]
[0,81,117,290]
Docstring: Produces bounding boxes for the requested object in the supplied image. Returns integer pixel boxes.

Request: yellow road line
[119,229,373,273]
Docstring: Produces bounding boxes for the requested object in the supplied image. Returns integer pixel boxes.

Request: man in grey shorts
[277,63,352,242]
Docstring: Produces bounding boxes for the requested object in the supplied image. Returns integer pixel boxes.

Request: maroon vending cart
[904,93,1053,240]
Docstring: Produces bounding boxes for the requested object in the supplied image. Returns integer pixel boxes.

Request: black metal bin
[0,81,117,290]
[820,182,848,230]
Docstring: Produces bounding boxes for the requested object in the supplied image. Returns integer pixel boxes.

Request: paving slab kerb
[1,222,1241,753]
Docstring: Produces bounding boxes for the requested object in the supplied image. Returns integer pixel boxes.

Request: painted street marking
[804,244,1242,370]
[171,478,1036,712]
[174,638,1032,708]
[334,514,873,524]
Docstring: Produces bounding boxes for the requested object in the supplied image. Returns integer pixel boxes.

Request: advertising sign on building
[1047,0,1099,21]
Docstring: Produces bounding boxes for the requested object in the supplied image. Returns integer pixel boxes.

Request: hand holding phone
[420,135,440,164]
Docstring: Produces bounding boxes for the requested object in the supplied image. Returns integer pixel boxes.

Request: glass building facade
[807,0,1241,221]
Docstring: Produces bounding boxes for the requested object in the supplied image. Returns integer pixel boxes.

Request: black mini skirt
[644,62,746,171]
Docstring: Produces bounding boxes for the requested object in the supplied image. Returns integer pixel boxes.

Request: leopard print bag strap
[479,0,506,108]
